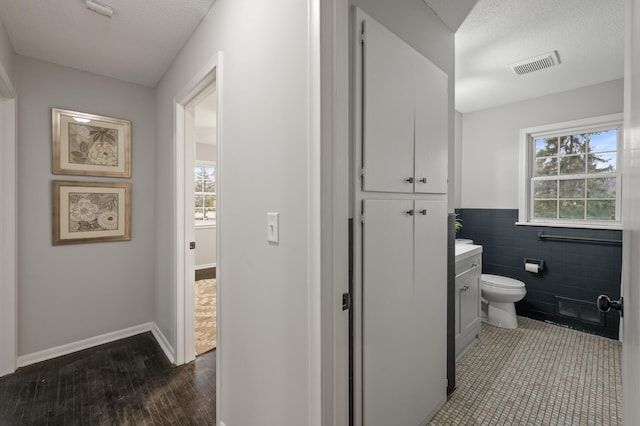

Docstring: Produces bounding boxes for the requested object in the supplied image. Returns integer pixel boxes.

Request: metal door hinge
[360,28,366,45]
[342,292,352,311]
[360,167,365,179]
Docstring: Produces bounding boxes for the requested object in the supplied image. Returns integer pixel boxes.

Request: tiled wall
[456,209,622,339]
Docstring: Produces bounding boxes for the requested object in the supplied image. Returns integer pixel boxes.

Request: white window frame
[194,160,216,228]
[518,113,623,229]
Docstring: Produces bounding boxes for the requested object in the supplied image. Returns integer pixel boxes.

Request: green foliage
[533,131,616,220]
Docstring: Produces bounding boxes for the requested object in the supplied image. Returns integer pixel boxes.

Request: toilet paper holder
[523,258,544,273]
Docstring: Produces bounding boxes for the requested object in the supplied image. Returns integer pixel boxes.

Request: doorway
[174,54,221,368]
[192,90,218,357]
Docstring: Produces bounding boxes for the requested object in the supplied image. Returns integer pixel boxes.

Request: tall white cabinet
[353,8,449,426]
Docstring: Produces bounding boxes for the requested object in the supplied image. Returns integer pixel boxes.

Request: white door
[362,17,415,193]
[622,0,640,422]
[414,52,448,194]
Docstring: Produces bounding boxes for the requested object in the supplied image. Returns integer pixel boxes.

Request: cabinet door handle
[471,262,479,268]
[418,177,427,183]
[405,210,414,216]
[405,177,414,183]
[418,209,427,215]
[461,285,470,292]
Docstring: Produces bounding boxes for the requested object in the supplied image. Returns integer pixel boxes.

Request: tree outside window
[532,129,618,222]
[195,164,216,224]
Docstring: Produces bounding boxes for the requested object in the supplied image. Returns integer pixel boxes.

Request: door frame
[623,0,640,423]
[174,54,222,371]
[0,67,16,377]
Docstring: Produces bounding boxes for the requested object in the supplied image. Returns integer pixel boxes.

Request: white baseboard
[195,262,216,270]
[151,323,175,363]
[17,322,176,368]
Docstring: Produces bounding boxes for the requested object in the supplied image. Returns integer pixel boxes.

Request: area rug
[195,278,217,355]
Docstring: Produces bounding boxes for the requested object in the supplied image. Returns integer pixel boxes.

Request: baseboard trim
[17,322,176,368]
[195,262,216,270]
[151,323,175,364]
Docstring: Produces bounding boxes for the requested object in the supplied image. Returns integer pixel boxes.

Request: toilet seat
[481,274,525,289]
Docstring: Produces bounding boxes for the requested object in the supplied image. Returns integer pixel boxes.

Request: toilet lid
[481,274,525,289]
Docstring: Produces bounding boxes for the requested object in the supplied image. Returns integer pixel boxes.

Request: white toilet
[480,274,527,329]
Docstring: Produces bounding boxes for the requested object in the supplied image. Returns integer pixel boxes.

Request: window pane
[195,180,203,192]
[204,194,216,207]
[195,195,204,208]
[535,138,558,157]
[559,155,585,175]
[587,152,616,173]
[535,157,557,176]
[534,180,557,199]
[559,179,584,199]
[559,200,585,219]
[195,208,204,221]
[587,178,616,198]
[587,200,615,220]
[534,200,557,218]
[560,134,586,155]
[588,130,617,153]
[205,208,216,221]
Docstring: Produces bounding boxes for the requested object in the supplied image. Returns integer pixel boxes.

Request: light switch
[267,212,279,244]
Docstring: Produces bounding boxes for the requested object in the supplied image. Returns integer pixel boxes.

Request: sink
[455,242,482,262]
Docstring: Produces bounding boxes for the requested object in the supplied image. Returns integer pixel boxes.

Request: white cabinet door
[363,199,446,426]
[414,51,448,194]
[413,199,447,421]
[459,269,481,336]
[362,199,417,426]
[362,18,415,193]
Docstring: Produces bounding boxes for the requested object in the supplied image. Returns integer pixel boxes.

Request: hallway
[0,333,216,425]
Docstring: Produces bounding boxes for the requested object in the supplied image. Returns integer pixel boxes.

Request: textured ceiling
[456,0,624,113]
[0,0,215,87]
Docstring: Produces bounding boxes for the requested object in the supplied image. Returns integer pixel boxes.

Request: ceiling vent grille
[510,51,560,75]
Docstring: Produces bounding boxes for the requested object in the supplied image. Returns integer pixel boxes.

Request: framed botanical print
[52,181,131,245]
[52,108,131,178]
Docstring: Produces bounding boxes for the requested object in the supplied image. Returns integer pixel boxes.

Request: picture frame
[52,108,131,178]
[52,180,131,245]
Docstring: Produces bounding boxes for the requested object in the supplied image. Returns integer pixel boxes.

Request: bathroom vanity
[454,243,483,359]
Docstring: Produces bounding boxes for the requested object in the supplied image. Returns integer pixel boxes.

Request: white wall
[15,55,156,356]
[349,0,455,211]
[154,0,317,424]
[0,17,13,84]
[459,79,624,209]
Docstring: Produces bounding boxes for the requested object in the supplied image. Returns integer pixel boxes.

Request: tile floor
[431,317,622,425]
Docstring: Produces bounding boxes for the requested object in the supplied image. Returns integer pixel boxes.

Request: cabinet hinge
[342,292,352,311]
[360,167,365,179]
[360,214,365,224]
[360,28,366,45]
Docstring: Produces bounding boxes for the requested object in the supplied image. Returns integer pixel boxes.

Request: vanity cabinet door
[458,267,481,336]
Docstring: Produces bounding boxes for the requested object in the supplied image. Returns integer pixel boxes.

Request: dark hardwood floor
[0,332,216,425]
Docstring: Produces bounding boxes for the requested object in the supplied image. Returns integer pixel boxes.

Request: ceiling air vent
[510,51,560,75]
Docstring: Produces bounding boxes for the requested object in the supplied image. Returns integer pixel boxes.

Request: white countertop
[455,243,483,262]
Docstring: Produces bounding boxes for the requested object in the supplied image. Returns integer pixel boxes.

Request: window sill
[515,221,622,231]
[195,223,217,229]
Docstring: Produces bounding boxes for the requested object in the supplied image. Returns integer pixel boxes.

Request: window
[194,163,216,225]
[519,114,622,228]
